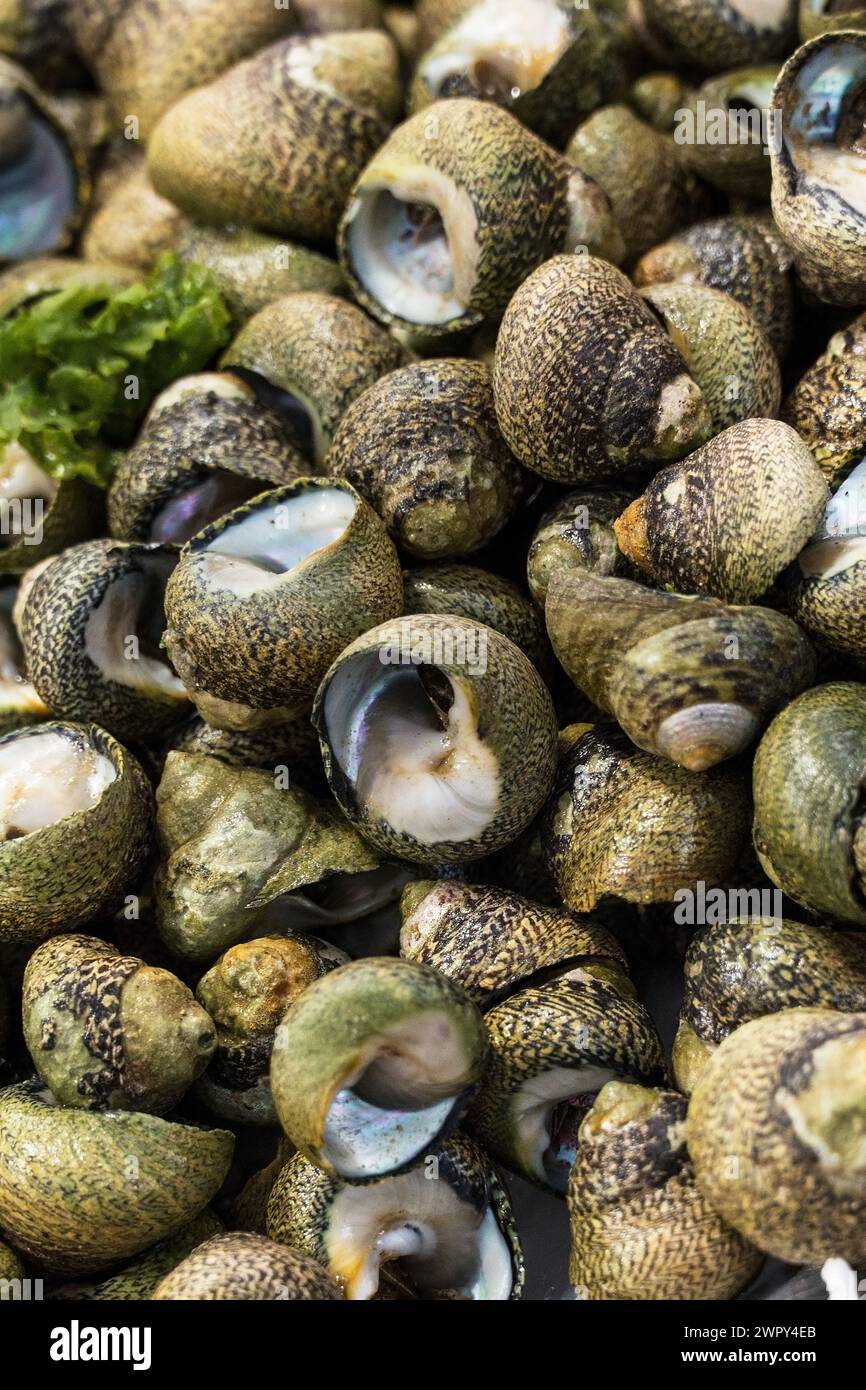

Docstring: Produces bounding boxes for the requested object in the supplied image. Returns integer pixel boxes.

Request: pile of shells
[0,0,866,1302]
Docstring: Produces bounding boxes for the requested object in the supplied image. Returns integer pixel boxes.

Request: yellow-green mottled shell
[568,1083,761,1300]
[633,215,794,357]
[47,1210,223,1300]
[401,563,552,677]
[494,256,711,485]
[639,282,781,432]
[674,917,866,1093]
[467,968,666,1189]
[640,0,797,70]
[677,66,778,197]
[782,311,866,486]
[154,751,380,962]
[221,293,405,464]
[399,879,625,1003]
[629,71,694,131]
[177,225,345,327]
[0,1080,234,1274]
[800,0,866,40]
[326,360,523,560]
[0,721,153,945]
[270,957,487,1178]
[687,1008,866,1264]
[545,571,815,770]
[0,475,102,578]
[338,98,581,336]
[22,933,216,1112]
[20,540,191,742]
[107,387,306,543]
[566,105,710,263]
[541,722,750,911]
[164,479,404,727]
[152,1231,343,1300]
[526,487,634,607]
[752,683,866,926]
[71,0,296,136]
[147,32,402,243]
[82,158,185,273]
[614,419,828,603]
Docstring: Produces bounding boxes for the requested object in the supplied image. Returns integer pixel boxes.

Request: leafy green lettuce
[0,255,231,488]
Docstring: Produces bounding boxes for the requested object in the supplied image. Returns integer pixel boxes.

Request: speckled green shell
[338,99,578,336]
[568,1083,761,1300]
[147,32,402,242]
[0,256,137,318]
[326,360,523,560]
[0,1079,234,1274]
[545,571,815,770]
[168,714,327,796]
[82,158,185,273]
[800,0,866,40]
[0,1235,24,1282]
[494,255,711,485]
[47,1210,224,1300]
[108,389,305,542]
[195,934,342,1125]
[22,933,216,1112]
[782,311,866,486]
[177,226,345,327]
[566,105,710,263]
[770,31,866,306]
[399,879,625,1004]
[467,968,666,1188]
[221,293,406,464]
[401,563,552,677]
[267,1133,524,1299]
[687,1008,866,1264]
[21,539,190,741]
[152,1231,343,1300]
[629,70,694,131]
[788,559,866,667]
[633,215,794,357]
[677,66,778,197]
[313,614,558,864]
[614,419,829,603]
[270,957,487,1178]
[0,721,153,945]
[0,0,85,89]
[674,917,866,1094]
[526,486,634,607]
[640,0,797,70]
[0,582,47,732]
[164,478,404,726]
[541,722,750,911]
[752,683,866,926]
[71,0,296,136]
[154,751,381,962]
[639,282,781,433]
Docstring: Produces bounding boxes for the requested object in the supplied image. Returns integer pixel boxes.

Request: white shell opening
[0,729,115,839]
[84,552,187,697]
[345,166,479,325]
[326,1166,513,1300]
[786,43,866,218]
[146,372,254,421]
[322,1007,474,1179]
[323,652,500,845]
[513,1063,616,1190]
[419,0,570,102]
[197,486,357,596]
